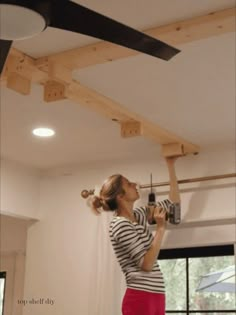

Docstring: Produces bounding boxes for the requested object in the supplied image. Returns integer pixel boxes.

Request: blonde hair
[91,174,125,214]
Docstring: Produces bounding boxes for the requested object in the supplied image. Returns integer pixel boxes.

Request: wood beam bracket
[7,72,31,95]
[161,143,185,157]
[4,54,33,79]
[121,120,142,138]
[2,54,34,95]
[0,49,48,87]
[44,80,66,102]
[161,143,199,157]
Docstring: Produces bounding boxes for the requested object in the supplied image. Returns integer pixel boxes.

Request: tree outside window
[159,245,236,314]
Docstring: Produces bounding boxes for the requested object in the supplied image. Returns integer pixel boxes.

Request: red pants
[122,288,165,315]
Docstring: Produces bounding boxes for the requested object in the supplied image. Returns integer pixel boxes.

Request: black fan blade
[50,1,180,61]
[0,40,12,75]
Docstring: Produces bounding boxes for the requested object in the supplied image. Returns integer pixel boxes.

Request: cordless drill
[147,174,181,225]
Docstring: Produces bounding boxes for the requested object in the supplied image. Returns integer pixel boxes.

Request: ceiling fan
[0,0,180,74]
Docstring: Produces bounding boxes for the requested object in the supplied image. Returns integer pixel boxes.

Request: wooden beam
[36,8,236,70]
[0,49,200,154]
[65,80,133,121]
[65,80,200,155]
[48,62,72,84]
[147,7,236,45]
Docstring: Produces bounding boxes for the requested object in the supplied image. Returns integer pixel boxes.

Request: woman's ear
[116,193,124,202]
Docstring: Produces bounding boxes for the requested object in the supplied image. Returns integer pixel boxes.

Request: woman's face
[121,177,139,202]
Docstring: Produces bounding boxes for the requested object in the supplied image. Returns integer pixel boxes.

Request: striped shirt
[109,199,172,294]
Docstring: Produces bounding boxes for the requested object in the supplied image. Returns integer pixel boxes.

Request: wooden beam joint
[48,62,72,84]
[35,56,49,72]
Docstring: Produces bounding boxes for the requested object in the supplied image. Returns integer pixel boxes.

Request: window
[159,245,235,314]
[0,272,6,315]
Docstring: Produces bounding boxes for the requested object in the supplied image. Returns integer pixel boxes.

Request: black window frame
[0,271,6,315]
[159,244,235,314]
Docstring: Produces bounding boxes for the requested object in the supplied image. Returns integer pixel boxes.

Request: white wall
[0,159,40,314]
[21,148,235,315]
[0,215,29,315]
[0,159,41,220]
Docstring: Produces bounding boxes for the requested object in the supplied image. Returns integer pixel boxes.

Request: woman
[91,157,180,315]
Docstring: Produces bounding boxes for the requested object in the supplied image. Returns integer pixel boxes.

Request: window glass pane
[159,259,186,310]
[189,256,235,310]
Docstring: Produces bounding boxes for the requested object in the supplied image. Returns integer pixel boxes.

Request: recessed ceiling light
[32,127,55,137]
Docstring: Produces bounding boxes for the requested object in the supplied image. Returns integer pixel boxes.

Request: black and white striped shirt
[109,199,172,294]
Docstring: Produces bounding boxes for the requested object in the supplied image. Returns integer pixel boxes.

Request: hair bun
[91,195,107,214]
[90,195,111,214]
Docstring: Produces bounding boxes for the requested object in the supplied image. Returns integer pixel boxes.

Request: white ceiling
[0,0,235,169]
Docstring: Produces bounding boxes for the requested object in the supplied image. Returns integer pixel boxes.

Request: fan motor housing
[0,0,52,40]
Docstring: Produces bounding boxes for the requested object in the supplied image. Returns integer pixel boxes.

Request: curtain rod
[140,173,236,189]
[81,173,236,199]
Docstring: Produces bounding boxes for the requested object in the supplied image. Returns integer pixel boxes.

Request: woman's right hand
[153,206,167,229]
[141,205,167,271]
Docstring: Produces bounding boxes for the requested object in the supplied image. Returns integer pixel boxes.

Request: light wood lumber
[44,80,66,102]
[140,173,236,188]
[1,48,48,84]
[161,143,185,157]
[121,121,142,138]
[7,73,31,95]
[81,173,236,198]
[36,8,236,70]
[1,6,221,154]
[65,80,200,154]
[48,62,72,84]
